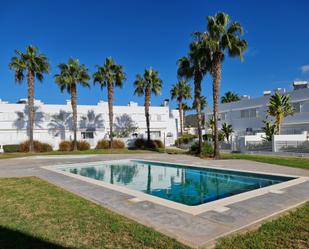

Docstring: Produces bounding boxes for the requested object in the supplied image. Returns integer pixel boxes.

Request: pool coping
[42,158,309,215]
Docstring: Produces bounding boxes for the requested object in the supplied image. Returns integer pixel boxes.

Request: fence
[276,140,309,153]
[245,141,272,152]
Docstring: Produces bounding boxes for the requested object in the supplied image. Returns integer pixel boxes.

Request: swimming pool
[60,160,295,206]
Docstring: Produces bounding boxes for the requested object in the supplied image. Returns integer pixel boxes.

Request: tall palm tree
[170,80,192,136]
[204,12,247,159]
[9,45,50,152]
[93,57,126,148]
[267,93,294,134]
[134,68,162,142]
[178,39,210,155]
[221,122,233,142]
[55,58,90,151]
[221,91,240,103]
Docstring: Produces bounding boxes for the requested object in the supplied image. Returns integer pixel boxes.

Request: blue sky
[1,0,309,110]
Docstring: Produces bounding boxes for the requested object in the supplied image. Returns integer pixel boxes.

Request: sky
[1,0,309,111]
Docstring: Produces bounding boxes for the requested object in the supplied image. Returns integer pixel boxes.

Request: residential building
[205,81,309,136]
[0,99,180,148]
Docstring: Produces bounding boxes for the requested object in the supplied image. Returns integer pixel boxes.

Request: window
[292,102,301,113]
[220,112,227,121]
[241,108,257,119]
[81,131,94,139]
[146,131,161,138]
[166,132,173,137]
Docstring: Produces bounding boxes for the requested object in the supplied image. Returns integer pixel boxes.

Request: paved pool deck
[0,154,309,248]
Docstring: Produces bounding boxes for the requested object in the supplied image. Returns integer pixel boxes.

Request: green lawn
[222,153,309,170]
[0,148,155,160]
[216,202,309,249]
[0,177,188,249]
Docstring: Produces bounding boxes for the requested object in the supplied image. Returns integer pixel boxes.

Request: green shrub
[189,142,213,157]
[19,140,53,153]
[96,139,109,149]
[3,144,19,153]
[133,138,163,150]
[59,141,71,151]
[76,140,90,151]
[134,138,146,149]
[175,134,197,146]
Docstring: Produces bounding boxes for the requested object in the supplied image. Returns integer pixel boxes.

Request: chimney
[293,81,308,90]
[263,90,272,96]
[241,95,250,100]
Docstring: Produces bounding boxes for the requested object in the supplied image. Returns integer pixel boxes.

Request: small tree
[267,93,294,134]
[262,120,277,142]
[221,123,233,142]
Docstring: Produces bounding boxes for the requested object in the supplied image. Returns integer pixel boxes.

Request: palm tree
[55,58,90,151]
[267,93,294,134]
[221,91,240,103]
[134,68,162,142]
[178,39,210,155]
[93,57,126,148]
[170,80,192,135]
[221,123,233,142]
[192,95,207,111]
[204,12,247,159]
[9,45,50,152]
[179,102,191,129]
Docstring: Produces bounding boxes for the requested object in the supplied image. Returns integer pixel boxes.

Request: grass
[0,177,189,249]
[216,202,309,249]
[0,148,155,160]
[221,153,309,170]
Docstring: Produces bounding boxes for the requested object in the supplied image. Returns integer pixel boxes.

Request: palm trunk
[71,84,78,151]
[179,98,183,136]
[211,54,222,159]
[108,81,114,149]
[145,87,151,142]
[194,71,203,157]
[27,70,35,152]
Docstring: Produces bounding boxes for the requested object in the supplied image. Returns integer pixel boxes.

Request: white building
[0,99,180,148]
[205,81,309,136]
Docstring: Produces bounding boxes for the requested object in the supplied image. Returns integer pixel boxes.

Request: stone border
[42,159,309,215]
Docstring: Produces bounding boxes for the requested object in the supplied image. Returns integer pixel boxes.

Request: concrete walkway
[0,154,309,248]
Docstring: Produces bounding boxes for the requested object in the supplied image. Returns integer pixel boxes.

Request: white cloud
[301,64,309,73]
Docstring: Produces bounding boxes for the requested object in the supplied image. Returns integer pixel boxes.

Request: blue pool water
[61,160,294,206]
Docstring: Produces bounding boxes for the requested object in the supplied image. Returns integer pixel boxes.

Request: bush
[96,139,125,149]
[58,140,90,151]
[3,144,19,153]
[153,139,164,148]
[189,142,213,157]
[19,140,53,153]
[76,140,90,151]
[59,141,72,151]
[96,139,109,149]
[112,139,125,149]
[133,138,164,150]
[175,134,197,146]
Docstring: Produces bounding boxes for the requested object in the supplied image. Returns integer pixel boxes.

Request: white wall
[0,99,180,149]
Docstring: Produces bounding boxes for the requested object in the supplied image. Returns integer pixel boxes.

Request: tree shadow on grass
[0,226,73,249]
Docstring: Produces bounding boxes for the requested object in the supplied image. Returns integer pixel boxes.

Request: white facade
[0,99,180,148]
[205,81,309,136]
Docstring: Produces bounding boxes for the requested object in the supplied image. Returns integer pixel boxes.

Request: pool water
[61,160,294,206]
